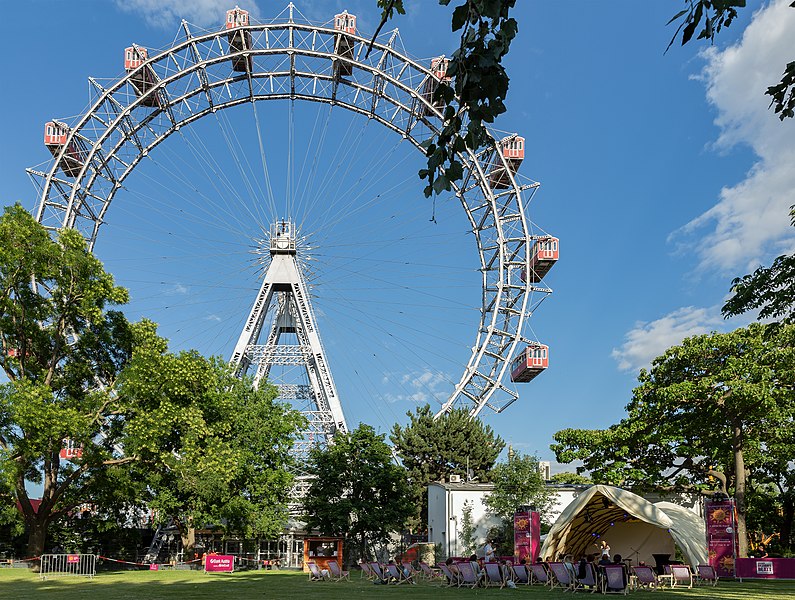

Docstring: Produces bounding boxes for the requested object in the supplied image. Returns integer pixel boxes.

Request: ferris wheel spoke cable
[292,103,332,220]
[249,101,278,221]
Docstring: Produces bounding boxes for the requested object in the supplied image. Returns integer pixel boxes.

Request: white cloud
[204,313,222,322]
[385,369,449,404]
[673,0,795,274]
[115,0,261,29]
[168,283,190,295]
[612,305,734,373]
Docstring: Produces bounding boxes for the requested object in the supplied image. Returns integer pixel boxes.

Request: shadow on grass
[1,568,794,600]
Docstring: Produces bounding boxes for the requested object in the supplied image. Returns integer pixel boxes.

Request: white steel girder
[230,221,348,460]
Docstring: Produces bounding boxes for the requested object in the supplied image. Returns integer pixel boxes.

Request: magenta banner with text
[736,558,795,580]
[514,511,540,564]
[704,499,737,577]
[205,554,235,572]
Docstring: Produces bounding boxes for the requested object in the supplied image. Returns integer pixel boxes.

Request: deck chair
[419,561,440,581]
[456,560,481,588]
[511,564,531,585]
[601,565,628,595]
[632,565,659,590]
[327,560,350,582]
[438,563,459,587]
[529,563,552,586]
[671,565,693,588]
[548,562,575,591]
[359,560,376,580]
[385,562,413,584]
[306,561,329,581]
[402,561,420,581]
[696,564,718,586]
[369,561,389,584]
[482,562,506,588]
[573,562,598,593]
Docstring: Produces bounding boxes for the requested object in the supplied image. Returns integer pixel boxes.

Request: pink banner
[514,511,540,564]
[66,554,80,564]
[705,499,737,577]
[205,555,234,572]
[736,558,795,580]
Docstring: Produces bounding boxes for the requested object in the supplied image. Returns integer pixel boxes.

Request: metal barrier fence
[39,554,97,579]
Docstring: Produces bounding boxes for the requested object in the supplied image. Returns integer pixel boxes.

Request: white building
[427,481,584,558]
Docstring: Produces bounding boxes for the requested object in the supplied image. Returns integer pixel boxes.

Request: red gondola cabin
[522,237,559,283]
[510,344,548,383]
[421,56,451,116]
[44,122,85,178]
[333,11,356,79]
[124,46,161,107]
[226,7,252,72]
[489,135,524,189]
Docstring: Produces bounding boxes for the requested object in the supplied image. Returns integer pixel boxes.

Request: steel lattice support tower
[230,220,348,485]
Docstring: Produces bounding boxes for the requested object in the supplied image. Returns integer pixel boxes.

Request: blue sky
[1,1,793,472]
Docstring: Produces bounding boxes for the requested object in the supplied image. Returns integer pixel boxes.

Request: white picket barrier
[39,554,97,579]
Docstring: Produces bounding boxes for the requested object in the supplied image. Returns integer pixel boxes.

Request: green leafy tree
[549,471,593,486]
[303,424,413,563]
[458,499,477,556]
[551,323,795,557]
[120,325,304,556]
[485,452,553,523]
[390,404,504,527]
[667,1,795,120]
[374,1,517,196]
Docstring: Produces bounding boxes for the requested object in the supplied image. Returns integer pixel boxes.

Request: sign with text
[704,499,737,577]
[205,554,234,573]
[514,510,540,564]
[66,554,80,564]
[736,558,795,580]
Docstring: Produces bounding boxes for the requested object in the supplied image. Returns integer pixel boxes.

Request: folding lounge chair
[402,561,420,581]
[306,561,329,581]
[385,562,413,584]
[529,563,552,586]
[671,565,693,588]
[438,563,459,587]
[632,565,659,590]
[601,565,628,595]
[419,560,440,581]
[573,562,598,593]
[456,561,481,588]
[548,561,575,591]
[512,564,531,585]
[482,562,506,588]
[696,564,718,586]
[360,560,376,580]
[327,560,350,582]
[369,561,390,584]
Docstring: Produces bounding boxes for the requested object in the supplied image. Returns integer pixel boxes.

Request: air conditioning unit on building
[449,474,461,483]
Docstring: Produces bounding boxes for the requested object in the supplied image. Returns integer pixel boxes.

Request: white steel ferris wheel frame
[28,3,552,418]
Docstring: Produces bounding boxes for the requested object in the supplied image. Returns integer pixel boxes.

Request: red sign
[149,563,159,571]
[205,555,234,572]
[66,554,80,564]
[705,499,737,577]
[514,510,540,564]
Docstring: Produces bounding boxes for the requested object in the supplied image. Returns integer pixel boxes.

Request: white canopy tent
[540,485,707,568]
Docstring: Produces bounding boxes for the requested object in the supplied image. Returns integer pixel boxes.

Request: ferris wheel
[28,3,558,436]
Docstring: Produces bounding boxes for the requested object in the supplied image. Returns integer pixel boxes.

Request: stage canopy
[540,485,707,567]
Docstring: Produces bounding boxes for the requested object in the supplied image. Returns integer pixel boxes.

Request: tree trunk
[27,518,49,558]
[781,491,794,553]
[733,424,748,557]
[180,526,196,560]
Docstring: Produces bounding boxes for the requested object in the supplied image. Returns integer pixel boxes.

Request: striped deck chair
[402,561,420,581]
[632,565,659,590]
[369,561,389,584]
[385,562,413,584]
[359,560,376,580]
[574,562,598,593]
[438,563,459,587]
[671,565,693,588]
[548,561,575,591]
[696,564,718,586]
[512,564,531,585]
[483,562,506,588]
[327,560,349,582]
[529,563,552,586]
[456,560,481,588]
[601,564,628,595]
[306,561,329,581]
[419,560,440,581]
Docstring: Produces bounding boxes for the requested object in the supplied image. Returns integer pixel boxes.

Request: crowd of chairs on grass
[307,554,721,593]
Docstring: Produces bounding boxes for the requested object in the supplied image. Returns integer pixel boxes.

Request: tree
[551,323,795,557]
[485,452,553,523]
[667,1,795,120]
[723,207,795,325]
[549,471,593,486]
[302,424,413,563]
[390,404,504,527]
[458,500,477,556]
[119,324,304,556]
[0,205,302,556]
[374,1,517,196]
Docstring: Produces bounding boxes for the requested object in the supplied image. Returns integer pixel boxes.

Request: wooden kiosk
[303,537,344,572]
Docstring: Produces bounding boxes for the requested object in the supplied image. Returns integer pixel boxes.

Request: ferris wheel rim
[29,6,548,417]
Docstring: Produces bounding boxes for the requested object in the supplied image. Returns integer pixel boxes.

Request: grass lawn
[1,568,794,599]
